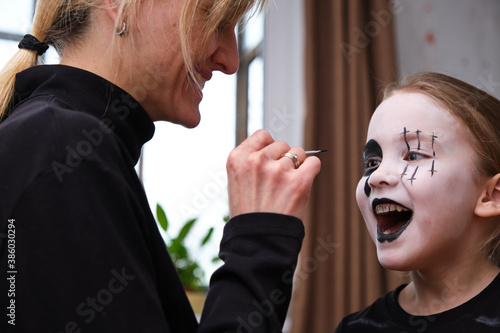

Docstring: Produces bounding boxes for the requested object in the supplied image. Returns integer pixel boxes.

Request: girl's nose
[368,162,400,190]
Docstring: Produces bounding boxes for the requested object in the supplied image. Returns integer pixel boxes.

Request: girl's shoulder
[336,275,500,333]
[335,284,406,333]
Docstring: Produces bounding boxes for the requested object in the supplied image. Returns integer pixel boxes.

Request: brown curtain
[291,1,403,332]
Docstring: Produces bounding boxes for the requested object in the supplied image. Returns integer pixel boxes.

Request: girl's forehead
[367,92,460,139]
[364,92,480,161]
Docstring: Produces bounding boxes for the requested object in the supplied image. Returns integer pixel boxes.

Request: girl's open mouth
[372,198,413,242]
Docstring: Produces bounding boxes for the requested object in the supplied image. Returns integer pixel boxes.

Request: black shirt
[335,273,500,333]
[0,65,304,332]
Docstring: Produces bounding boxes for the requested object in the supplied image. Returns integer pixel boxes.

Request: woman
[0,0,321,332]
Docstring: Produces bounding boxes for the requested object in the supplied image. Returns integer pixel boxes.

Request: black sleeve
[198,213,304,333]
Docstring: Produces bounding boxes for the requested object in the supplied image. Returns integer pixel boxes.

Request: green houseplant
[155,203,221,291]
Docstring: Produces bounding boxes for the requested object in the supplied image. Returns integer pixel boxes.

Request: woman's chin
[179,110,201,128]
[151,105,201,128]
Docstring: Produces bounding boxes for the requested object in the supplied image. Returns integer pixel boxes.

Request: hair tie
[18,34,49,56]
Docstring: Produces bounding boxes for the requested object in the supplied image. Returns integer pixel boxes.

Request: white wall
[263,0,305,149]
[394,0,500,99]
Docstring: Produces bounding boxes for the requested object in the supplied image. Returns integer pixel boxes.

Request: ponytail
[0,48,36,121]
[0,0,105,122]
[0,0,68,121]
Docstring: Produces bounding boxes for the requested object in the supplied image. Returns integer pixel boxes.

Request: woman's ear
[475,173,500,217]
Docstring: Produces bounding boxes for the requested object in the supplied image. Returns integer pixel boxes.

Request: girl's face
[356,92,486,272]
[126,0,239,127]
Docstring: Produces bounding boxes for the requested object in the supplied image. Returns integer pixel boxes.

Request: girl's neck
[398,260,500,316]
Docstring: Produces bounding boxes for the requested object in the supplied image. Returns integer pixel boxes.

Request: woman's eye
[217,18,230,31]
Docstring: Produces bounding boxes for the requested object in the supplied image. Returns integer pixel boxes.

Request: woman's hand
[226,130,322,221]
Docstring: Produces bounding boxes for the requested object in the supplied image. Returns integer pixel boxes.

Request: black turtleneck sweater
[0,65,304,332]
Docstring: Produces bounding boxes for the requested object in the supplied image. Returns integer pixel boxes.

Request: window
[0,0,33,65]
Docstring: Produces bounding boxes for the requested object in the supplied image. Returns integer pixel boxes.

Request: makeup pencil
[305,150,327,156]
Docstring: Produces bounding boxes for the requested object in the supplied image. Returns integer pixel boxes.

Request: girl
[336,72,500,332]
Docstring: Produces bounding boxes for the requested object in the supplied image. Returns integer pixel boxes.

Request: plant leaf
[177,218,197,242]
[156,204,168,231]
[201,227,214,246]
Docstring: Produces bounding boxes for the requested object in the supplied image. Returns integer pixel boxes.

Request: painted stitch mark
[430,160,437,176]
[402,127,410,151]
[401,165,408,180]
[409,166,419,185]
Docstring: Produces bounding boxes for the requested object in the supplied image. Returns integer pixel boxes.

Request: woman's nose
[209,25,239,75]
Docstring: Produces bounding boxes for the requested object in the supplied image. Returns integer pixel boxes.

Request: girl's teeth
[375,204,408,215]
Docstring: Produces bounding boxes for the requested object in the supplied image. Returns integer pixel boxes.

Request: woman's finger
[279,148,306,170]
[235,129,275,155]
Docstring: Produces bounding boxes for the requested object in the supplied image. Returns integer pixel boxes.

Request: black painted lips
[372,198,413,243]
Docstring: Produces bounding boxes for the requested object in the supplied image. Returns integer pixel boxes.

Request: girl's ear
[475,173,500,217]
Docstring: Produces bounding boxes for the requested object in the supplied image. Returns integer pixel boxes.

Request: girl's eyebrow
[363,139,382,157]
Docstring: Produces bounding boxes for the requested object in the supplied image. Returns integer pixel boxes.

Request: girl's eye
[363,158,381,176]
[367,159,380,168]
[404,151,427,162]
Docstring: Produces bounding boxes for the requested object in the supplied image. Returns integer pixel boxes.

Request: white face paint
[356,92,484,272]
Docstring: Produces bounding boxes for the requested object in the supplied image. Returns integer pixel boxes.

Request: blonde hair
[0,0,268,121]
[180,0,266,88]
[383,72,500,266]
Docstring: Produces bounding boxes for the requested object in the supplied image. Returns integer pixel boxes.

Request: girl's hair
[383,72,500,266]
[0,0,267,121]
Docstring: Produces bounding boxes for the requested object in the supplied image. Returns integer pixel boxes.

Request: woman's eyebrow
[363,139,382,157]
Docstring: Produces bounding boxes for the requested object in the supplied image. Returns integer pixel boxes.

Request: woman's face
[126,0,239,127]
[356,91,486,272]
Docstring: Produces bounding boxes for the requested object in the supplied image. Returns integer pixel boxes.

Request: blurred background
[1,0,499,331]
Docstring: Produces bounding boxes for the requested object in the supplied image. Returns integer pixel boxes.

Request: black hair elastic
[18,34,49,56]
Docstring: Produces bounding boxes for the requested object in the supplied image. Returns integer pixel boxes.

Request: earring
[115,21,128,36]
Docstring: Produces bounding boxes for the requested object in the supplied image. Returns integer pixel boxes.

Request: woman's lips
[197,67,213,83]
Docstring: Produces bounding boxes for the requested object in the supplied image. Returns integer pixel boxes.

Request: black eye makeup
[362,139,383,197]
[363,139,383,177]
[360,129,438,196]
